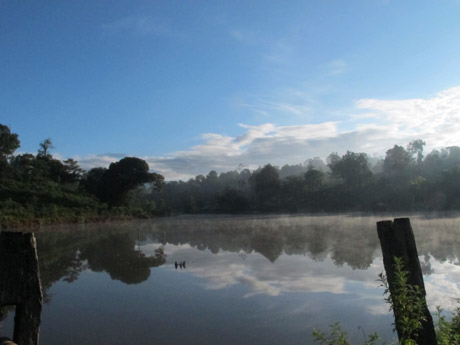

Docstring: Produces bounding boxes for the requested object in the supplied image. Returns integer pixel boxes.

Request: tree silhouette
[98,157,164,206]
[37,138,54,157]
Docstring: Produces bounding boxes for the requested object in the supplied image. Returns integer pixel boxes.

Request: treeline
[0,124,164,226]
[148,139,460,214]
[2,122,460,225]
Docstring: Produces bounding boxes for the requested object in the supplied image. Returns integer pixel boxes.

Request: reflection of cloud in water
[142,242,386,297]
[139,215,460,317]
[188,249,348,295]
[145,238,460,319]
[425,260,460,311]
[366,299,390,316]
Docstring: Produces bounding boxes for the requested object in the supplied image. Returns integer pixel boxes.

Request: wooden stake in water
[0,232,43,345]
[377,218,437,345]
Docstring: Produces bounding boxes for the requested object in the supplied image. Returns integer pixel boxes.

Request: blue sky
[2,0,460,179]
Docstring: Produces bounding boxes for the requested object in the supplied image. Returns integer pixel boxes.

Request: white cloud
[74,154,119,171]
[163,247,350,297]
[140,122,341,179]
[425,261,460,312]
[355,86,460,147]
[72,86,460,180]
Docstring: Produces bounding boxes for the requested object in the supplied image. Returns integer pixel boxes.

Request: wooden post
[377,218,437,345]
[0,232,42,345]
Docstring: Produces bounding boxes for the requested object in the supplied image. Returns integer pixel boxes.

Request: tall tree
[0,124,20,177]
[250,164,281,210]
[63,158,84,184]
[98,157,164,205]
[304,169,325,191]
[0,123,20,179]
[83,167,108,197]
[0,124,20,159]
[383,145,413,177]
[11,154,36,182]
[407,139,426,165]
[328,151,372,186]
[37,138,54,157]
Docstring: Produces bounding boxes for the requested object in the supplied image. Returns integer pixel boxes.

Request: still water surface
[2,215,460,344]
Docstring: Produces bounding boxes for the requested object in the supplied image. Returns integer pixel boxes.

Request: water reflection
[81,233,166,284]
[139,215,460,311]
[37,228,166,300]
[34,216,460,303]
[26,215,460,344]
[145,215,382,269]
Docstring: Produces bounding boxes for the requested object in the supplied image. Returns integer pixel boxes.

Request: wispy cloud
[101,15,185,38]
[262,40,293,64]
[328,59,347,76]
[238,88,321,121]
[74,154,119,171]
[229,29,260,45]
[73,86,460,180]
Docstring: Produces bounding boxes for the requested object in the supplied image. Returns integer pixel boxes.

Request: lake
[2,214,460,344]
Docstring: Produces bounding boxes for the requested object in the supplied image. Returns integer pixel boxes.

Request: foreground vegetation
[313,257,460,345]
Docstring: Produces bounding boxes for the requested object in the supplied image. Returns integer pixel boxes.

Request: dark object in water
[0,232,43,345]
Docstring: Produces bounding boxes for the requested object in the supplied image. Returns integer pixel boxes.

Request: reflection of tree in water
[34,215,460,304]
[408,217,460,273]
[36,227,166,303]
[284,225,329,262]
[250,230,284,263]
[37,230,89,303]
[330,225,380,270]
[149,216,381,269]
[420,254,434,276]
[80,233,165,284]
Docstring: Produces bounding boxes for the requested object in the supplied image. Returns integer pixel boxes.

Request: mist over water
[3,214,460,344]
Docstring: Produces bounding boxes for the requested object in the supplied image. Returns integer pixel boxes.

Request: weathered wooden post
[377,218,437,345]
[0,232,43,345]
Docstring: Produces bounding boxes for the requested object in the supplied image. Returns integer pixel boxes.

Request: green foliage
[6,120,460,222]
[312,322,380,345]
[328,151,372,186]
[94,157,164,206]
[0,124,20,159]
[435,306,460,345]
[379,257,426,344]
[146,137,460,214]
[0,124,166,227]
[314,258,431,345]
[304,169,325,191]
[37,138,54,157]
[313,258,460,345]
[250,164,281,210]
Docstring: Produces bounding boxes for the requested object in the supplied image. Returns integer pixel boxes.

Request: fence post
[0,232,42,345]
[377,218,437,345]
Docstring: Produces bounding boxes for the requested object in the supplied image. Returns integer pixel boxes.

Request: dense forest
[148,138,460,214]
[2,123,460,226]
